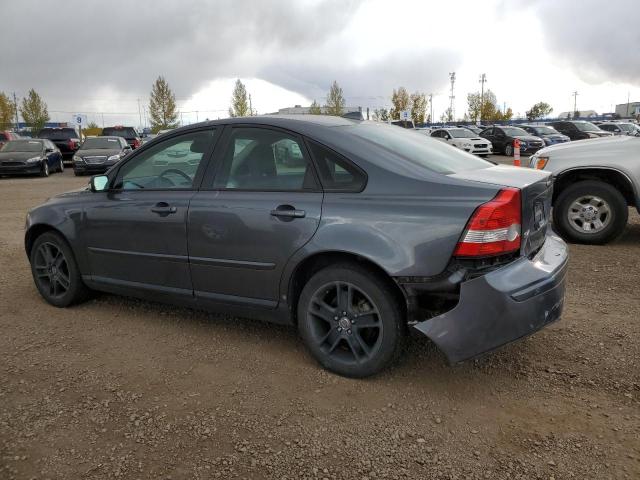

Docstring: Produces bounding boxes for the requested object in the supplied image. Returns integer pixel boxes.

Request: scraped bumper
[414,232,568,364]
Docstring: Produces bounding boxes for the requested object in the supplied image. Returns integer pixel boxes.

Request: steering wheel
[158,168,192,186]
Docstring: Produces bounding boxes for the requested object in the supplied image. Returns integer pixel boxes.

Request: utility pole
[249,94,253,116]
[448,72,456,122]
[101,112,104,128]
[627,91,630,117]
[428,93,433,124]
[572,91,579,117]
[479,74,487,123]
[137,98,143,130]
[13,92,19,130]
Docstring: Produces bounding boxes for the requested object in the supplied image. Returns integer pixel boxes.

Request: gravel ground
[1,169,639,480]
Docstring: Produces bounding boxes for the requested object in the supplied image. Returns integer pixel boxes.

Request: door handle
[270,206,306,218]
[151,202,177,214]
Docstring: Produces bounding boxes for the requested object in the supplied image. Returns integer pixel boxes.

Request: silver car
[530,135,640,244]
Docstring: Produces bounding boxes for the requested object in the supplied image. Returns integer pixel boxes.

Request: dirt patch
[1,171,638,479]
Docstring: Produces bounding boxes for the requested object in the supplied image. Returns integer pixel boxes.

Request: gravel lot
[1,166,639,480]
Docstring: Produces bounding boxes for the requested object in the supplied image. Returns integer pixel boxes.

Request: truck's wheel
[553,180,628,244]
[297,264,405,378]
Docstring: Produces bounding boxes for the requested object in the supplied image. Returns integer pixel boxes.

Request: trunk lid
[448,165,553,256]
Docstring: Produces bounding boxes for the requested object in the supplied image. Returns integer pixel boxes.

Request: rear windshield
[574,122,601,132]
[38,128,77,139]
[1,140,43,152]
[502,127,528,136]
[102,127,138,139]
[449,128,476,138]
[348,123,492,175]
[530,126,558,135]
[81,137,121,149]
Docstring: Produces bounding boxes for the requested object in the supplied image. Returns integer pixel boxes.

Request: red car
[0,131,20,149]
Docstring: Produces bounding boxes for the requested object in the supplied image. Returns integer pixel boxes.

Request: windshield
[81,137,121,149]
[502,127,528,136]
[348,123,492,175]
[102,127,138,139]
[38,128,77,139]
[618,123,635,132]
[530,126,558,135]
[574,122,601,132]
[449,128,476,138]
[1,140,43,152]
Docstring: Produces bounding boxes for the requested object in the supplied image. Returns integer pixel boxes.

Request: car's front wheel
[297,264,405,378]
[553,180,628,244]
[58,159,64,173]
[40,161,49,177]
[30,231,89,307]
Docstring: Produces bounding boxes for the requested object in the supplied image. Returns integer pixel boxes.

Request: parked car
[390,120,415,129]
[72,136,132,176]
[458,125,484,135]
[0,131,20,149]
[548,120,613,141]
[25,116,567,377]
[529,135,640,244]
[597,122,640,136]
[480,126,545,156]
[520,125,570,146]
[430,127,492,156]
[101,126,141,149]
[0,139,63,177]
[37,127,81,159]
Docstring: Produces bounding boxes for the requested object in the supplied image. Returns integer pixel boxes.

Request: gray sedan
[25,116,568,377]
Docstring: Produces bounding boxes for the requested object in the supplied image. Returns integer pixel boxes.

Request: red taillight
[68,139,75,150]
[454,188,522,257]
[133,139,140,149]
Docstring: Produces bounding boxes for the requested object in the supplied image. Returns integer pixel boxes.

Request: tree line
[0,78,559,135]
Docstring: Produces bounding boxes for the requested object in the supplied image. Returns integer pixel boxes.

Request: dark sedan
[480,126,545,156]
[548,120,613,141]
[0,139,63,177]
[73,136,132,175]
[37,127,81,159]
[520,124,570,146]
[25,116,568,377]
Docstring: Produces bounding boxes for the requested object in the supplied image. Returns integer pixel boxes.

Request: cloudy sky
[2,0,639,127]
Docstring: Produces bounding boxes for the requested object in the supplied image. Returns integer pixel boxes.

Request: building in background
[615,101,640,117]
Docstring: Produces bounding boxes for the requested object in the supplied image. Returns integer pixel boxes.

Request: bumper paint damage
[414,232,568,364]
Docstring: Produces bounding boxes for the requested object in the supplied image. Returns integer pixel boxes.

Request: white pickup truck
[530,135,640,244]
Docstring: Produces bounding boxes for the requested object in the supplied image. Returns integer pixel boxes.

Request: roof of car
[191,114,359,129]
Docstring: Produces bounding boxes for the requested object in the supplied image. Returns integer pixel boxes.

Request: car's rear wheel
[40,161,49,177]
[58,159,64,173]
[553,180,628,244]
[30,231,89,307]
[504,143,513,156]
[297,264,405,378]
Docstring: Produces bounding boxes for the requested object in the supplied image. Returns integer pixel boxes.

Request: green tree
[86,121,99,129]
[390,87,410,120]
[525,101,553,120]
[410,92,427,124]
[373,108,389,122]
[467,90,498,122]
[309,100,322,115]
[228,79,251,117]
[325,81,345,116]
[20,89,49,134]
[0,92,14,130]
[149,76,179,133]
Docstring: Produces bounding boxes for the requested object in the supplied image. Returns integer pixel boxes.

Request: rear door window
[307,140,366,192]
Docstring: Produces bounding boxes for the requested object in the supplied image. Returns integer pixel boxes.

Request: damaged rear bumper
[414,232,568,364]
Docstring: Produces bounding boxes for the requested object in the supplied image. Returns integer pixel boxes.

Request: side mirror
[90,175,109,192]
[45,147,54,153]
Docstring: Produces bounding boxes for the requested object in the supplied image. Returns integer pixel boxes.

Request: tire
[553,180,628,245]
[297,264,405,378]
[40,161,49,177]
[29,231,89,307]
[74,170,82,176]
[504,143,513,156]
[58,159,64,173]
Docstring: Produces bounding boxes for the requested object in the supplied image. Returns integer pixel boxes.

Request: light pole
[479,74,487,124]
